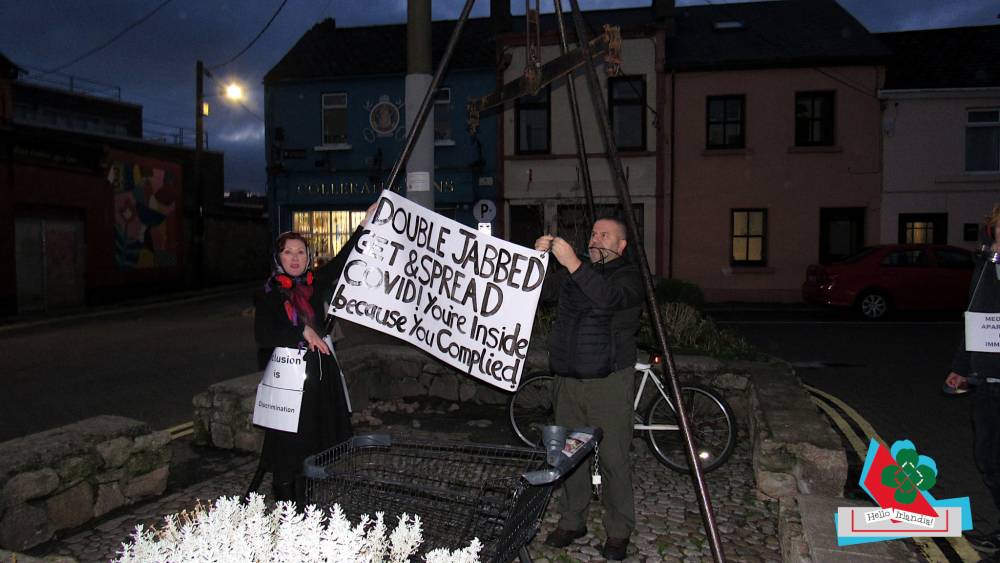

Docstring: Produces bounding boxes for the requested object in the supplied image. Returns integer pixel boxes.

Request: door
[14,214,86,312]
[819,208,865,264]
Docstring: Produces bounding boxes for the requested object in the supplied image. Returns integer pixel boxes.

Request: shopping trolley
[304,427,601,563]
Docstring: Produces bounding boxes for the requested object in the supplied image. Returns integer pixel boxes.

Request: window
[322,93,348,145]
[706,95,745,149]
[609,76,646,151]
[881,249,928,267]
[935,249,974,269]
[819,207,864,264]
[434,88,452,142]
[966,109,1000,172]
[292,209,367,264]
[516,86,550,154]
[898,213,947,244]
[964,223,981,242]
[795,91,835,146]
[731,209,766,265]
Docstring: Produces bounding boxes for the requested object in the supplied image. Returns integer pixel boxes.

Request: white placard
[965,311,1000,352]
[253,347,308,432]
[329,190,548,391]
[406,171,430,192]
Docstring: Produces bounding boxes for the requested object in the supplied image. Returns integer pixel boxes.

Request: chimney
[491,0,511,33]
[653,0,674,23]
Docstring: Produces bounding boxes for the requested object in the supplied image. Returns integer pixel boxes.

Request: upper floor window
[966,108,1000,172]
[322,92,347,145]
[434,88,452,143]
[707,95,745,149]
[795,91,835,146]
[731,209,766,266]
[609,76,646,151]
[516,86,550,154]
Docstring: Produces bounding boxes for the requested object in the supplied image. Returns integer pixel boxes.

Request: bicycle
[508,348,737,473]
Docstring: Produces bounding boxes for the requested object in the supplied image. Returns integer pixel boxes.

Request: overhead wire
[44,0,175,75]
[208,0,289,70]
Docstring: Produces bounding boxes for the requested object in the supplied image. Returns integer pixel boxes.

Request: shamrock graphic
[881,447,937,504]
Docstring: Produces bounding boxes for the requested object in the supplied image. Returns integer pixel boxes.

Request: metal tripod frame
[381,0,724,559]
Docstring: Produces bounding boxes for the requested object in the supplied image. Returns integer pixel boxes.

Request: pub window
[434,88,452,142]
[795,91,835,146]
[292,209,366,265]
[731,209,766,265]
[322,92,348,145]
[516,86,550,154]
[707,95,745,149]
[609,76,646,151]
[966,108,1000,172]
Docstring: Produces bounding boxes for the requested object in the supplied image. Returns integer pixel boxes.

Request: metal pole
[194,60,204,286]
[552,0,595,227]
[405,0,435,209]
[386,0,478,194]
[564,1,725,560]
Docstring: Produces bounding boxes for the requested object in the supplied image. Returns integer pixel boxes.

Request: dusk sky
[2,0,998,194]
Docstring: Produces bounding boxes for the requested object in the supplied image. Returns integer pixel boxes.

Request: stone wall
[0,416,171,551]
[192,345,535,451]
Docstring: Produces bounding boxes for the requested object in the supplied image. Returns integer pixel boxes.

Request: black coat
[253,227,363,482]
[952,255,1000,378]
[542,256,644,378]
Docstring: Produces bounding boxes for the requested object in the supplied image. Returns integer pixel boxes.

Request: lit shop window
[292,210,366,265]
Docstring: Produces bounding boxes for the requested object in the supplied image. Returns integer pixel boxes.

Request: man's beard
[589,246,621,264]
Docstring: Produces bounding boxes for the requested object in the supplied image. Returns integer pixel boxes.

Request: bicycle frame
[633,361,679,432]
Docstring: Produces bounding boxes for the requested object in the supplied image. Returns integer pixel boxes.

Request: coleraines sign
[295,179,456,197]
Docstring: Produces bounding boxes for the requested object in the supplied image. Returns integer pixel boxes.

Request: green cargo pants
[552,366,636,539]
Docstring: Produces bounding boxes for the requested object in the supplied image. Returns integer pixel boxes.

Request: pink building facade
[662,0,888,302]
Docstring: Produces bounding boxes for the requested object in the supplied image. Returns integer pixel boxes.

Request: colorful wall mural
[107,150,182,270]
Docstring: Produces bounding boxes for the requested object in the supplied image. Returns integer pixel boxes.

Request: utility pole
[405,0,434,209]
[193,60,205,286]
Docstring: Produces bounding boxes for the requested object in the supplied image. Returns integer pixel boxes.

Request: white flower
[114,494,481,563]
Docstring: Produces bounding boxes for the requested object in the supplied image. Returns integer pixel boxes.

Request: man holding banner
[945,204,1000,558]
[534,217,644,561]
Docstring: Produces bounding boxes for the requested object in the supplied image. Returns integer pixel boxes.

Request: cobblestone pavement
[31,413,779,562]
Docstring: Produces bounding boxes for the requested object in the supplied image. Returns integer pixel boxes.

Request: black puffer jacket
[542,256,644,378]
[952,255,1000,377]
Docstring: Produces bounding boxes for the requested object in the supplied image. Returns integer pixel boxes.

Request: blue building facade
[263,18,498,262]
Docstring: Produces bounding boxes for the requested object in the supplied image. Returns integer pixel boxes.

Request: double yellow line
[805,385,981,562]
[166,421,194,440]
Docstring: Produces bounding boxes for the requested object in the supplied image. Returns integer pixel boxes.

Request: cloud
[218,123,265,143]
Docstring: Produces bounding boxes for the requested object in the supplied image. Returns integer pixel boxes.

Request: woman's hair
[987,204,1000,236]
[275,231,310,252]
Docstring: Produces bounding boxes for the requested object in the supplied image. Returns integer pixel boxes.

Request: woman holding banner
[253,205,374,505]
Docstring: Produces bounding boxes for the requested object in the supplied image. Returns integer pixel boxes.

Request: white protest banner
[328,190,548,391]
[253,347,308,432]
[965,311,1000,352]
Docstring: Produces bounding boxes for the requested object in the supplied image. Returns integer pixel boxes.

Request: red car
[802,245,974,319]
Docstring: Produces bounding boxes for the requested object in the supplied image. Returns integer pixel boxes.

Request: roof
[665,0,890,72]
[264,17,496,84]
[0,51,22,79]
[878,24,1000,90]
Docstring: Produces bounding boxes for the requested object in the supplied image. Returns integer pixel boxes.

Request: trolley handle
[303,434,393,480]
[523,426,603,486]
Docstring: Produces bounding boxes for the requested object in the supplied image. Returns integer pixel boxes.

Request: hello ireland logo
[880,446,937,504]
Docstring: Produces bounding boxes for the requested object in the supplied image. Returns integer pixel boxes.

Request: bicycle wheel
[645,383,737,473]
[508,373,555,448]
